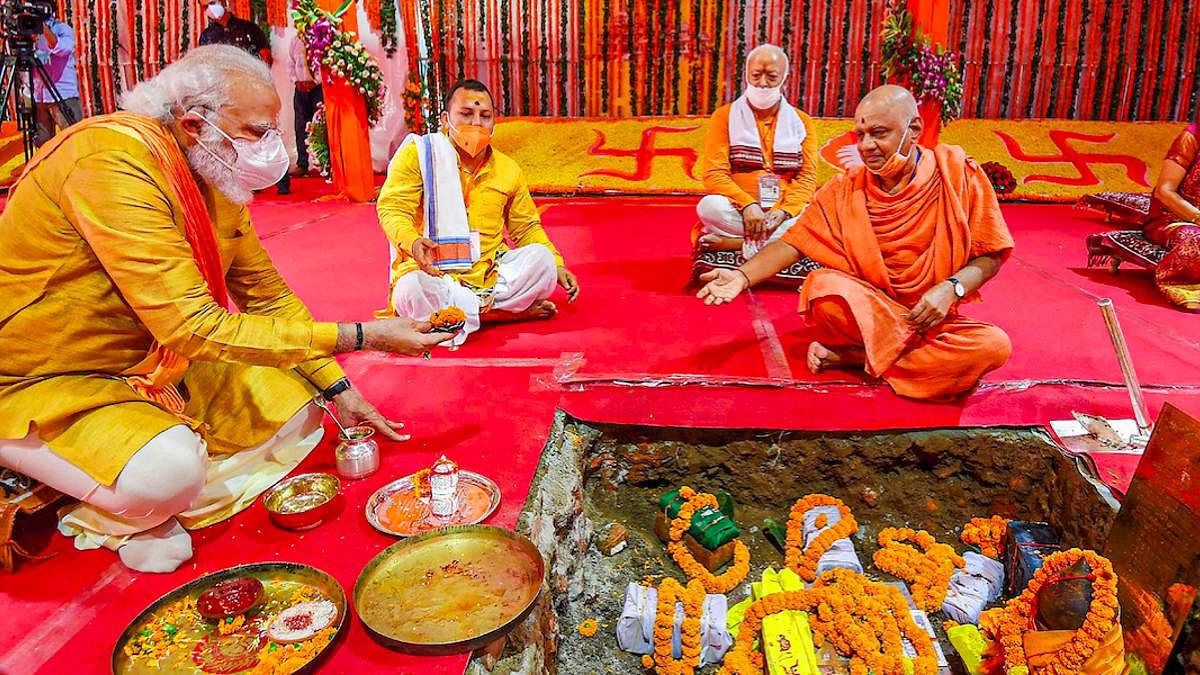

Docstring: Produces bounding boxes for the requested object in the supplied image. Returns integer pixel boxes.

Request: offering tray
[112,562,347,675]
[364,469,500,537]
[354,524,544,655]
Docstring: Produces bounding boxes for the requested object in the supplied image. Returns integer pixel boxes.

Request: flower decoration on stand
[291,0,387,125]
[402,71,430,135]
[305,103,330,176]
[880,0,964,125]
[981,161,1018,195]
[667,487,750,594]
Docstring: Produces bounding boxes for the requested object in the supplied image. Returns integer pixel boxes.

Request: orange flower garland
[784,494,859,582]
[961,516,1008,559]
[719,569,939,675]
[650,577,706,675]
[989,549,1120,673]
[873,528,965,612]
[667,487,750,594]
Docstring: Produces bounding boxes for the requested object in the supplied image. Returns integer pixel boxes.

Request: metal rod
[311,395,350,438]
[1098,299,1151,434]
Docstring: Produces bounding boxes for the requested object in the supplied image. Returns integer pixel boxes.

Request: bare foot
[697,234,744,252]
[807,341,867,373]
[481,299,558,323]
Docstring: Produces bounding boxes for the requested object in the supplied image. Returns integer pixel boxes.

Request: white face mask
[206,3,226,20]
[196,115,290,192]
[745,79,784,109]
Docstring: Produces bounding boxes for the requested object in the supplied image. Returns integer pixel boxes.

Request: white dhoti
[696,194,798,259]
[0,403,323,572]
[390,244,559,347]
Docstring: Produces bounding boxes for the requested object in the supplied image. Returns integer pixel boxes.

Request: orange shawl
[13,113,228,413]
[782,144,1013,308]
[1024,622,1127,674]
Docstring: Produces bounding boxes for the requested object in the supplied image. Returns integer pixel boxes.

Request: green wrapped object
[762,517,788,553]
[659,489,741,550]
[716,490,736,519]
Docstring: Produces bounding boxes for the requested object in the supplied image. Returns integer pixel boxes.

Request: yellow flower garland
[667,487,750,594]
[784,494,859,582]
[873,527,965,613]
[719,569,939,675]
[988,549,1120,672]
[648,577,706,675]
[960,516,1008,559]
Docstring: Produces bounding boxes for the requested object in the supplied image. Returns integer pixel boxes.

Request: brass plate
[354,525,544,654]
[112,562,347,674]
[364,470,501,537]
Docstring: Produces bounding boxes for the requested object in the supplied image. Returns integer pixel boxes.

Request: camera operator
[31,2,81,147]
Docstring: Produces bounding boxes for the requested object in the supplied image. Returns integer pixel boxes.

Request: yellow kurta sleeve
[505,173,564,267]
[700,105,758,211]
[223,213,347,390]
[377,141,424,255]
[59,149,339,367]
[777,111,818,217]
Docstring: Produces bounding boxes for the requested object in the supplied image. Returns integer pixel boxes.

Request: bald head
[745,44,789,89]
[853,85,923,172]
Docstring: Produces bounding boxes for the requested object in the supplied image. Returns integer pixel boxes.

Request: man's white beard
[186,127,253,205]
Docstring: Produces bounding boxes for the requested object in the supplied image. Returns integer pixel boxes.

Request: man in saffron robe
[378,79,580,346]
[1145,117,1200,310]
[695,44,818,259]
[697,85,1014,400]
[0,46,450,573]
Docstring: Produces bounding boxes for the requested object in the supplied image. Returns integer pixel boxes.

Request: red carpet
[2,176,1198,674]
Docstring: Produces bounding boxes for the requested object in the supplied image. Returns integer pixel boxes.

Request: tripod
[0,35,76,163]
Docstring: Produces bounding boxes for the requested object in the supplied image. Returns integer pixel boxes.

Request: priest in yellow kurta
[378,79,580,347]
[0,46,449,573]
[697,85,1014,400]
[695,44,818,259]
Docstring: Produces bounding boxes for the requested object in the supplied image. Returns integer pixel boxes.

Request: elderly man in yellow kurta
[0,46,450,573]
[696,44,818,259]
[378,79,579,347]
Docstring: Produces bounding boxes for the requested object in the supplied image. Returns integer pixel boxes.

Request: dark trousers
[293,84,324,172]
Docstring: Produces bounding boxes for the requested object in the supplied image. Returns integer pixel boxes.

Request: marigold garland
[873,528,965,613]
[718,569,939,675]
[986,549,1120,673]
[667,487,750,594]
[961,516,1008,559]
[650,577,705,675]
[784,494,859,582]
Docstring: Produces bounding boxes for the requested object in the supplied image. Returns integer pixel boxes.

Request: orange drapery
[907,0,950,146]
[317,0,375,203]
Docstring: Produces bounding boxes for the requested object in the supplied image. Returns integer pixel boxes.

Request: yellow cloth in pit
[754,567,819,675]
[377,135,564,294]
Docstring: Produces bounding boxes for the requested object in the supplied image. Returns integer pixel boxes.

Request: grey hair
[746,43,789,71]
[120,45,272,122]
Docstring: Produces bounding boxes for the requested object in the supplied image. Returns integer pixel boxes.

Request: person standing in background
[289,35,323,178]
[32,4,82,147]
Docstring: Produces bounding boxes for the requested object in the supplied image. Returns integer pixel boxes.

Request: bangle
[736,268,752,286]
[321,377,351,401]
[354,322,364,351]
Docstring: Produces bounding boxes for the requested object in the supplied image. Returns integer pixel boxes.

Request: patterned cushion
[1086,230,1168,271]
[691,249,823,288]
[1075,192,1152,224]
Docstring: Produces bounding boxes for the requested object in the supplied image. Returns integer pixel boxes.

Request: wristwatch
[946,276,966,299]
[321,377,352,401]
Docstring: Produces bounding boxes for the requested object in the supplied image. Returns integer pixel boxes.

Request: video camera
[1,0,56,46]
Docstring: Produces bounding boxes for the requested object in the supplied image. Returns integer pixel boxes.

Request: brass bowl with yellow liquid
[354,525,545,654]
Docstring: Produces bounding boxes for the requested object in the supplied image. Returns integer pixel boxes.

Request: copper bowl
[262,472,340,530]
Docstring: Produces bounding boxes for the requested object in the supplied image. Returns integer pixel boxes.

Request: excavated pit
[469,413,1119,675]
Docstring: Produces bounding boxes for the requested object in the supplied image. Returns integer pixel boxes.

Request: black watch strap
[321,377,351,401]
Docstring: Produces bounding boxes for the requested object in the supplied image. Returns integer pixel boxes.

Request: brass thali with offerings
[112,562,347,675]
[354,525,545,655]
